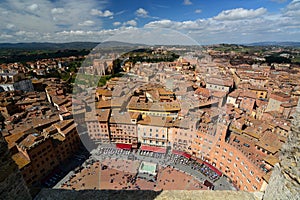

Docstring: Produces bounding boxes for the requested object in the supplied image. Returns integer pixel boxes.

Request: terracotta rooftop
[269,92,290,102]
[138,115,173,127]
[206,78,233,87]
[96,88,112,97]
[228,90,240,98]
[5,127,34,149]
[18,133,43,149]
[127,97,180,112]
[263,155,279,167]
[255,131,282,154]
[97,109,111,122]
[195,87,211,97]
[242,127,262,140]
[12,152,30,169]
[109,111,134,124]
[240,91,257,99]
[54,119,74,131]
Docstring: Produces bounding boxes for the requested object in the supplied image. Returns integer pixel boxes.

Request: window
[233,138,240,143]
[256,177,261,182]
[243,143,250,147]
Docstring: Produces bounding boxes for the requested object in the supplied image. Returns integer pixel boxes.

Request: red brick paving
[60,159,208,191]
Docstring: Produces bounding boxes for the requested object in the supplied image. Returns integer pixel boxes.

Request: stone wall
[0,133,31,200]
[35,189,257,200]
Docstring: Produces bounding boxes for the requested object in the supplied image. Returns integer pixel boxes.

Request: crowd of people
[92,146,221,183]
[139,150,165,159]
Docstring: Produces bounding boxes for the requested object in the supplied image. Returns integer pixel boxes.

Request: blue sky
[0,0,299,44]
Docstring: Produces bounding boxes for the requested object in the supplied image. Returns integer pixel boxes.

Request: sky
[0,0,299,45]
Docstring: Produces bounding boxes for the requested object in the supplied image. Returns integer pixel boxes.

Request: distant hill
[247,41,300,47]
[0,42,101,50]
[97,41,147,47]
[0,41,147,50]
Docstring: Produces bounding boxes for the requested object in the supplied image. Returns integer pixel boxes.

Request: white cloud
[78,20,95,26]
[145,20,173,28]
[0,0,299,44]
[51,8,64,14]
[283,0,300,17]
[0,0,105,42]
[136,8,148,17]
[27,4,38,11]
[195,9,202,14]
[113,21,121,26]
[53,27,137,42]
[183,0,192,5]
[106,28,197,45]
[6,23,15,29]
[143,8,300,44]
[123,20,137,26]
[90,9,113,17]
[0,34,13,39]
[270,0,287,3]
[214,7,267,21]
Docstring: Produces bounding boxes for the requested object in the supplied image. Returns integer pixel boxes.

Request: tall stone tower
[0,133,31,200]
